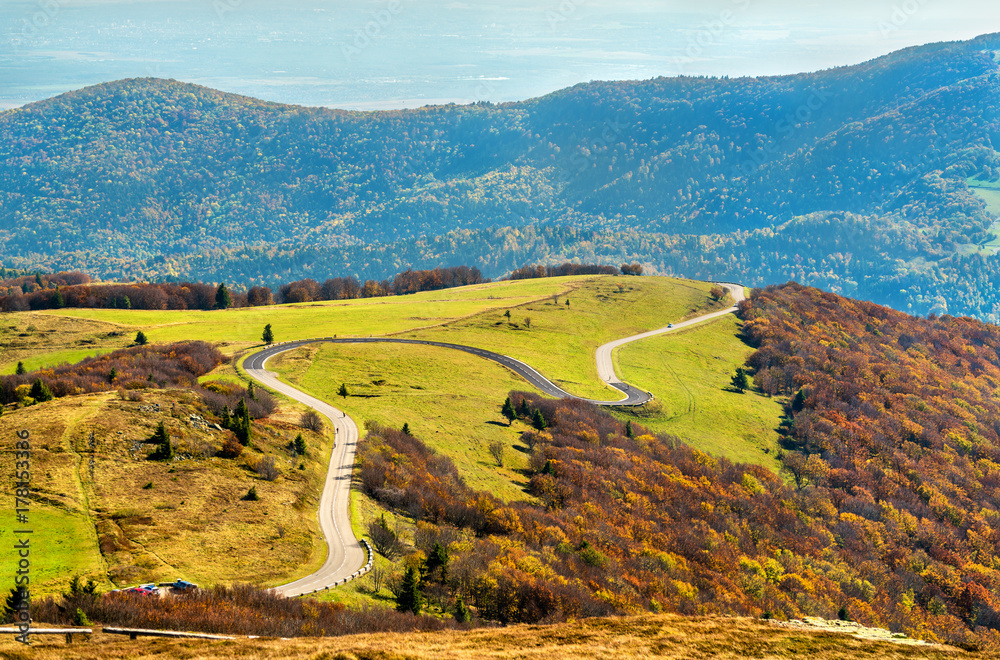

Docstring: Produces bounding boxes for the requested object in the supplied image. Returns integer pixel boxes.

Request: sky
[0,0,997,110]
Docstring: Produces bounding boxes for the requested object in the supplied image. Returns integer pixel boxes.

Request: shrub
[255,456,280,482]
[301,410,324,433]
[29,583,459,637]
[219,437,243,459]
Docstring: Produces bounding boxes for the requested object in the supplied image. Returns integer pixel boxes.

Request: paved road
[595,282,747,390]
[244,355,364,598]
[245,280,746,595]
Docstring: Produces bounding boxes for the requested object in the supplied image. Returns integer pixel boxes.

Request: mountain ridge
[2,34,1000,318]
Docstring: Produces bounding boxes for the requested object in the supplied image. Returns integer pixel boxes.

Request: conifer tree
[532,409,547,431]
[134,330,148,346]
[262,323,274,345]
[425,542,449,583]
[151,421,173,460]
[2,587,28,624]
[29,378,53,403]
[233,399,252,446]
[501,397,516,426]
[294,433,307,456]
[15,362,25,376]
[215,283,232,310]
[453,595,471,623]
[395,566,422,615]
[731,367,750,393]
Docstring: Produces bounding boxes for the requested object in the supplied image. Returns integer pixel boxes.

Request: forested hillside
[2,34,1000,317]
[339,284,1000,648]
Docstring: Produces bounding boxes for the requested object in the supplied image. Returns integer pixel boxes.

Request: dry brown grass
[0,389,333,594]
[0,614,972,659]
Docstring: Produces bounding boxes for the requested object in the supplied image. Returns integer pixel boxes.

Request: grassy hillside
[0,274,780,600]
[614,314,785,471]
[404,276,722,401]
[0,613,966,659]
[2,276,579,373]
[0,389,333,595]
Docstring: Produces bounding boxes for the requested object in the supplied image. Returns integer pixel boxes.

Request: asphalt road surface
[245,280,746,595]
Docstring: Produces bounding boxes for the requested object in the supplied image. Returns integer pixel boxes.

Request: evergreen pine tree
[338,383,348,399]
[221,406,231,429]
[108,367,117,383]
[518,398,531,418]
[501,397,516,426]
[262,323,274,345]
[248,381,256,400]
[401,422,411,436]
[234,399,252,446]
[215,283,232,309]
[52,288,64,308]
[2,587,28,624]
[731,367,750,393]
[395,566,422,615]
[531,409,547,431]
[29,378,53,403]
[453,595,471,623]
[123,295,131,310]
[294,433,307,456]
[15,361,25,375]
[425,542,449,583]
[625,420,634,439]
[135,330,148,346]
[792,389,806,412]
[151,421,173,460]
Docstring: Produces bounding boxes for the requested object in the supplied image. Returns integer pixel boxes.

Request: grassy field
[613,314,784,471]
[0,614,967,659]
[1,274,780,597]
[405,276,722,400]
[15,277,583,368]
[969,176,1000,215]
[270,342,533,500]
[0,389,335,596]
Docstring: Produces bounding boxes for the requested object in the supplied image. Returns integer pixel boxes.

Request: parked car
[127,584,158,596]
[172,579,197,591]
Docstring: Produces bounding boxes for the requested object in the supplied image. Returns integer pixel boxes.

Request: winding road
[245,281,746,596]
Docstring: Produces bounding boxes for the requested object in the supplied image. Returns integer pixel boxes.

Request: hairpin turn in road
[244,281,746,596]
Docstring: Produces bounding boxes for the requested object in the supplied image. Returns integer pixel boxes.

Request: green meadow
[0,274,785,596]
[613,314,784,471]
[403,276,723,400]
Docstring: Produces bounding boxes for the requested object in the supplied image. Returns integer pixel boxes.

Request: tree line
[0,265,490,312]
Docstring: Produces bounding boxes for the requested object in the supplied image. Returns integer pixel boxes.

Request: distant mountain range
[2,33,1000,318]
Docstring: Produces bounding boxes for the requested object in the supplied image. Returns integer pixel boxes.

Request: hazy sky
[1,0,997,110]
